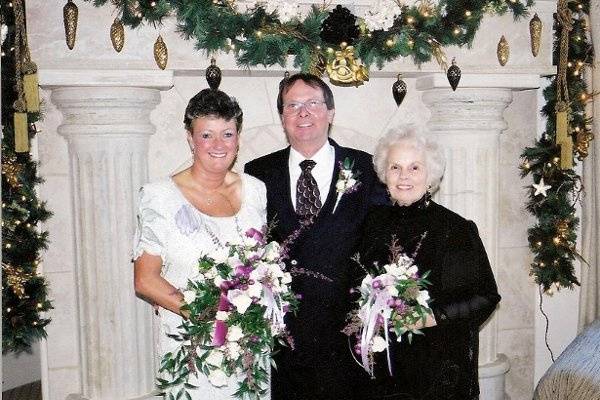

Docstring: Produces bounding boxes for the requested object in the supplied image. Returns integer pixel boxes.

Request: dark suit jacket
[245,139,387,398]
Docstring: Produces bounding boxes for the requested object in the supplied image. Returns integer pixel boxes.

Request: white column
[41,70,173,400]
[418,73,539,400]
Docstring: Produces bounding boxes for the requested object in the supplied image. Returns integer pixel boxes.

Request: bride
[133,88,267,399]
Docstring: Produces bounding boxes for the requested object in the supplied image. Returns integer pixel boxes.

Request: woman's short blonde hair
[373,125,446,192]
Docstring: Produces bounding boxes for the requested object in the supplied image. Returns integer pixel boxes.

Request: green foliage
[84,0,532,72]
[1,0,54,354]
[519,0,593,292]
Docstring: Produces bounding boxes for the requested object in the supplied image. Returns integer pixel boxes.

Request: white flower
[361,0,401,31]
[360,275,373,296]
[208,369,228,387]
[417,290,430,307]
[205,267,219,280]
[226,341,242,360]
[211,246,230,264]
[336,180,346,192]
[386,285,399,297]
[282,272,292,285]
[214,275,226,288]
[243,236,259,248]
[215,311,230,321]
[263,241,281,261]
[371,336,388,352]
[247,282,263,298]
[226,325,244,342]
[182,290,196,304]
[205,350,224,367]
[407,265,419,277]
[384,262,406,278]
[227,289,253,314]
[265,0,300,23]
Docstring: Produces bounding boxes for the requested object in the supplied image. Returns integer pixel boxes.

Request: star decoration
[533,177,552,197]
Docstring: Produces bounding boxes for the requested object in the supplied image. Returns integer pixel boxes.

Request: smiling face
[187,116,239,174]
[385,140,430,206]
[280,80,335,157]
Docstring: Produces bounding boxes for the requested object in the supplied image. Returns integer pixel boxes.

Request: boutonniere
[333,157,361,214]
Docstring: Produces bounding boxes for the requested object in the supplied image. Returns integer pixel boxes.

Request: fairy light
[386,38,394,47]
[6,308,11,313]
[327,47,334,54]
[150,1,156,6]
[406,16,415,24]
[539,262,545,267]
[522,161,531,169]
[453,27,461,35]
[546,162,552,168]
[573,69,580,76]
[580,93,588,101]
[577,3,583,9]
[465,10,472,17]
[21,195,26,201]
[255,30,262,38]
[575,126,581,132]
[15,220,21,225]
[408,40,414,47]
[37,303,43,309]
[553,236,561,245]
[567,61,573,67]
[26,223,32,228]
[5,243,11,249]
[316,45,321,50]
[536,241,542,247]
[553,157,560,164]
[577,61,584,67]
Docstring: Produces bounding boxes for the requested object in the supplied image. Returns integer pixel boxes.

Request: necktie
[296,160,322,219]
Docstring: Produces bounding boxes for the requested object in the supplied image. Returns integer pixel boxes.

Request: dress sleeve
[132,185,168,262]
[432,221,501,327]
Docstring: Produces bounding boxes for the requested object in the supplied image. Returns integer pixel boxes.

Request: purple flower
[245,228,265,244]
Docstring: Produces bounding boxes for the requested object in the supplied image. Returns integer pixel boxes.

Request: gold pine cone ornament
[63,0,78,50]
[153,35,168,70]
[497,35,509,66]
[110,18,125,52]
[529,13,542,57]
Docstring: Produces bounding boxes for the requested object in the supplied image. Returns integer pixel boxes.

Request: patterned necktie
[296,160,322,219]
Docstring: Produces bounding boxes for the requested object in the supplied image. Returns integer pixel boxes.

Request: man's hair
[183,89,243,132]
[276,73,335,115]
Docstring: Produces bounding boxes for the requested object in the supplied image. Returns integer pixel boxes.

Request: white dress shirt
[289,142,335,211]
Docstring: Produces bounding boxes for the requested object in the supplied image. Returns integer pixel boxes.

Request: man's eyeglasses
[282,100,327,116]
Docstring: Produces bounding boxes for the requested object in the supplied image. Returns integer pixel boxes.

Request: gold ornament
[430,41,448,71]
[63,0,78,50]
[153,35,168,70]
[22,61,39,113]
[2,156,23,188]
[555,101,573,169]
[326,43,369,87]
[497,35,509,66]
[574,130,594,160]
[110,18,125,53]
[529,13,542,57]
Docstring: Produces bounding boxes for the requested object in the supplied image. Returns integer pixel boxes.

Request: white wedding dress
[133,173,267,399]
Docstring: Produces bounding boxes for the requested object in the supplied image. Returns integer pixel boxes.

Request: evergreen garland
[85,0,532,71]
[520,0,594,292]
[1,0,53,353]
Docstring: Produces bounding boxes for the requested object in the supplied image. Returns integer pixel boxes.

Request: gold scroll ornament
[326,43,369,87]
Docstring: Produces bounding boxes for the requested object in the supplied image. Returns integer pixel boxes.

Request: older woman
[133,89,266,399]
[357,125,500,400]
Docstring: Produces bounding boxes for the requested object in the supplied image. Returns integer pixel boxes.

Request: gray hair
[373,125,446,192]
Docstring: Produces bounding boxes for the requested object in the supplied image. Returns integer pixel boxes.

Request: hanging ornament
[497,35,509,66]
[153,34,168,70]
[326,42,369,87]
[110,18,125,53]
[320,6,359,46]
[279,71,290,92]
[63,0,78,50]
[574,130,594,160]
[529,13,542,57]
[446,57,461,91]
[22,61,39,113]
[555,101,573,169]
[391,74,407,106]
[308,51,327,77]
[430,42,448,72]
[13,99,29,153]
[127,0,142,18]
[205,58,222,90]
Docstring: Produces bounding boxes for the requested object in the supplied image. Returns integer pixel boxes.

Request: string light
[575,126,581,132]
[5,243,11,249]
[453,27,461,35]
[327,47,334,54]
[37,303,43,309]
[6,308,11,313]
[150,1,156,6]
[465,10,472,17]
[406,16,414,24]
[255,30,262,38]
[386,38,394,47]
[539,262,545,267]
[580,93,588,101]
[553,236,561,245]
[567,62,573,67]
[553,157,560,164]
[536,241,542,247]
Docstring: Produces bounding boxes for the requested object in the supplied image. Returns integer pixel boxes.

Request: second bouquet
[158,227,298,400]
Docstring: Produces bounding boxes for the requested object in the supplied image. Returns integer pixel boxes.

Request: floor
[2,380,42,400]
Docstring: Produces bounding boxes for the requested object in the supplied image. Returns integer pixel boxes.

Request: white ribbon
[262,285,285,332]
[359,288,394,376]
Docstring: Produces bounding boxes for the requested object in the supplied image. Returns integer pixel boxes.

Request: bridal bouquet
[344,240,433,376]
[158,227,298,400]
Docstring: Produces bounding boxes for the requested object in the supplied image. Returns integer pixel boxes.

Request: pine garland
[85,0,532,70]
[520,0,594,292]
[1,0,54,353]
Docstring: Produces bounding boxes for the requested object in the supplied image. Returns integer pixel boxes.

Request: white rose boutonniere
[333,157,361,214]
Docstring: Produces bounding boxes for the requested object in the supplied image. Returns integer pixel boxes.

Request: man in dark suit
[245,73,386,400]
